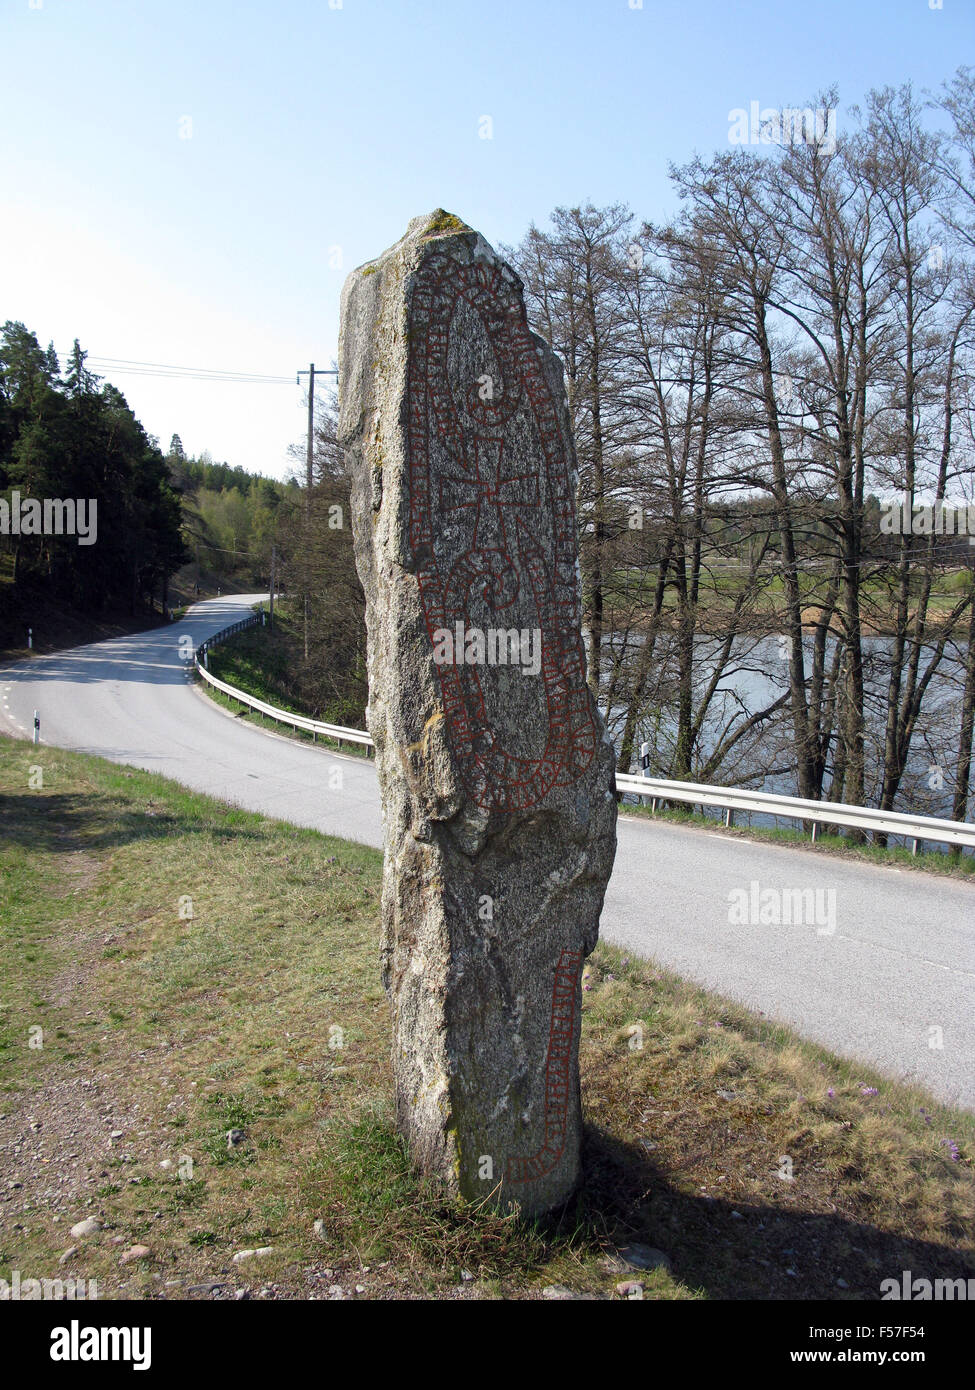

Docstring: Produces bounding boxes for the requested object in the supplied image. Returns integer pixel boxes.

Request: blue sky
[1,0,971,477]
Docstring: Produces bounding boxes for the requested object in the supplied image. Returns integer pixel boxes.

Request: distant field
[609,561,971,634]
[1,736,972,1300]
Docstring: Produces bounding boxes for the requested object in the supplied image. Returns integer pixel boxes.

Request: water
[597,629,973,851]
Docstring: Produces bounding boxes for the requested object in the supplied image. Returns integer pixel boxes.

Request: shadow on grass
[0,790,264,857]
[573,1123,975,1301]
[315,1112,973,1300]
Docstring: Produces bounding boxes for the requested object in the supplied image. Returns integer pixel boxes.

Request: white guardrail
[195,613,373,752]
[196,613,975,853]
[614,774,975,852]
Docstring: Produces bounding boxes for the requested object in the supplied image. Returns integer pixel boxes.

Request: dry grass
[0,734,972,1301]
[578,956,974,1299]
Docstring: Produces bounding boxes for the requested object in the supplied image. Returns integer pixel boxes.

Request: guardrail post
[911,838,919,856]
[725,808,733,828]
[811,821,818,843]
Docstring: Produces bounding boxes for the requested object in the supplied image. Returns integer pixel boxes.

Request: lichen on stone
[423,209,469,238]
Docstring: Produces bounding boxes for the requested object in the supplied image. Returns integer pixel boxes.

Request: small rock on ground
[70,1217,102,1239]
[608,1244,672,1274]
[120,1245,151,1264]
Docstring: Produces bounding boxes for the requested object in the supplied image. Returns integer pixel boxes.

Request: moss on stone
[423,210,468,238]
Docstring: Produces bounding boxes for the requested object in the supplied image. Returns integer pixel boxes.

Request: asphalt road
[2,594,972,1111]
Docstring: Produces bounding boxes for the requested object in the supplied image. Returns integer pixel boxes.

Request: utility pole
[295,363,338,661]
[269,544,276,632]
[305,364,313,663]
[297,363,316,494]
[295,361,337,488]
[297,364,315,662]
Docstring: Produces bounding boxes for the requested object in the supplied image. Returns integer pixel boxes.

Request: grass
[0,734,972,1300]
[200,670,372,760]
[204,614,293,711]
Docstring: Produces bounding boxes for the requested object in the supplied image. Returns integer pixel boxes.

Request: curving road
[2,595,972,1111]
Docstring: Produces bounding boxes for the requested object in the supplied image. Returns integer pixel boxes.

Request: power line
[97,371,292,384]
[90,355,293,377]
[58,353,309,385]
